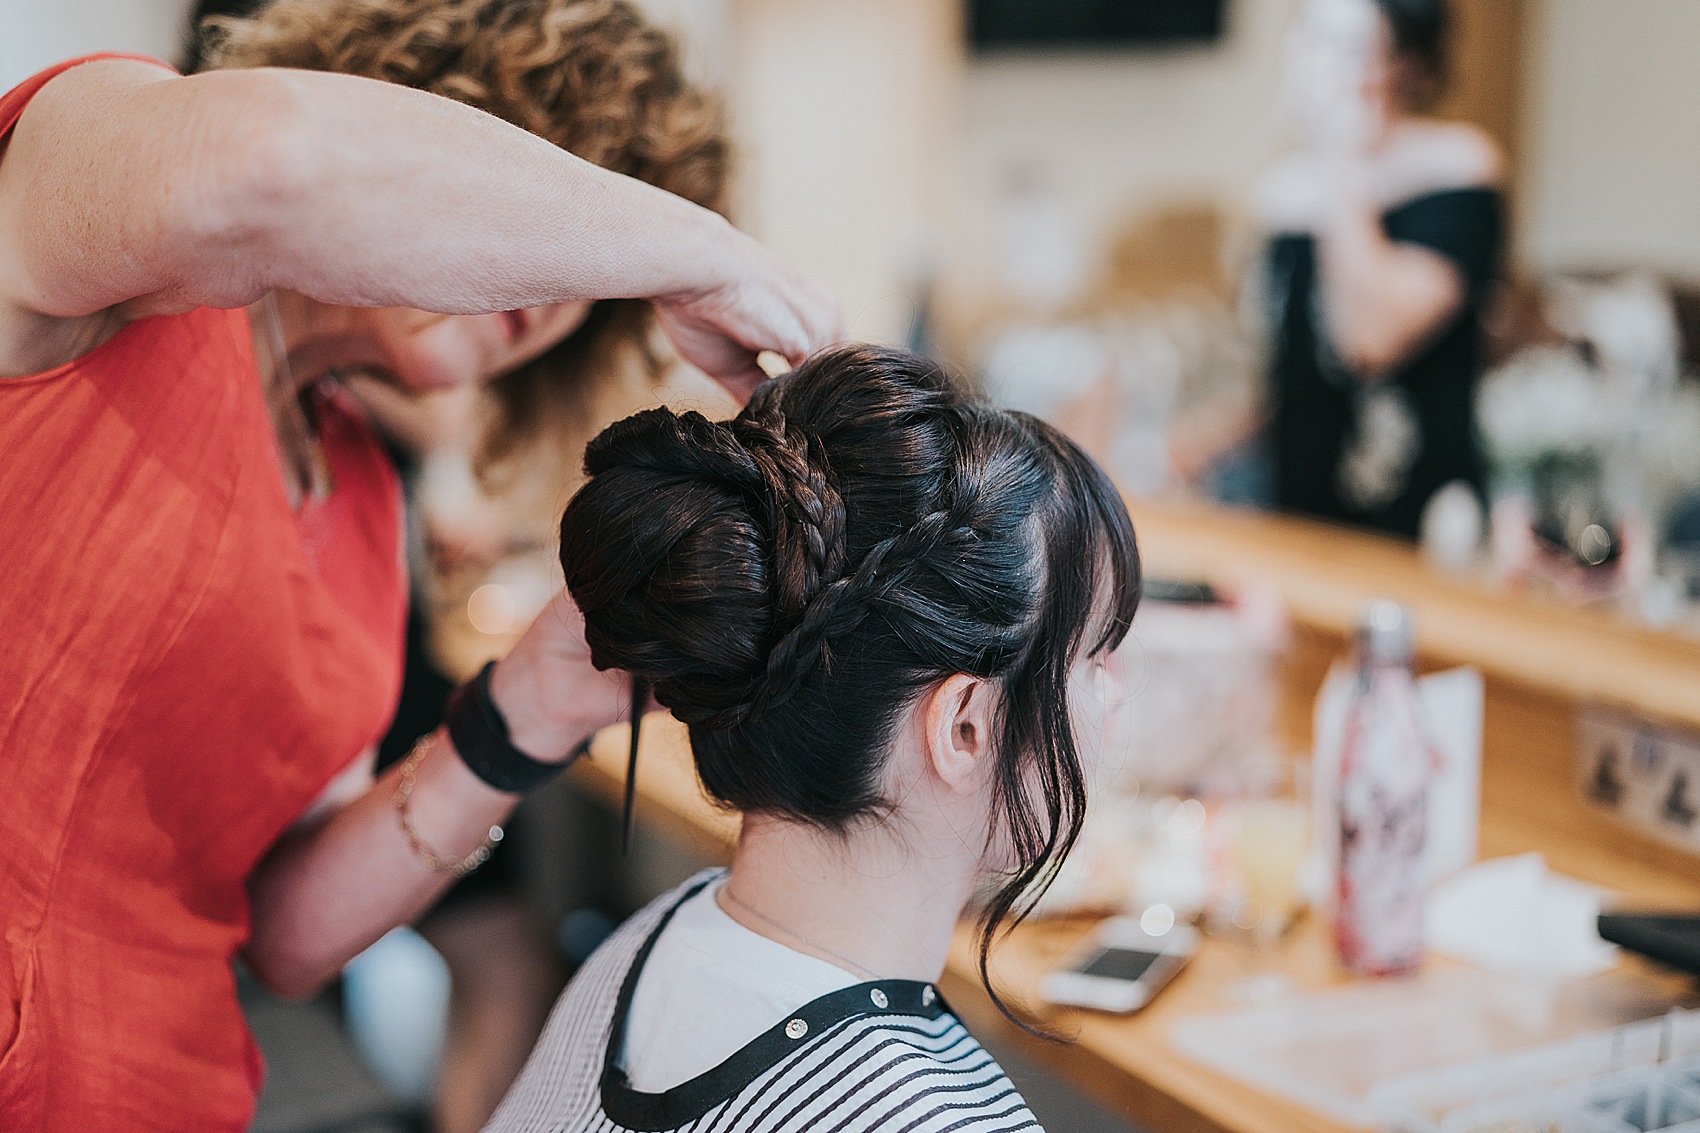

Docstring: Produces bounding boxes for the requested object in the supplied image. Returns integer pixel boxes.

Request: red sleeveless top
[0,59,406,1131]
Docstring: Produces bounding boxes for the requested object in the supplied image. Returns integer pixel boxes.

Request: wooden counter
[1126,500,1700,734]
[1126,500,1700,889]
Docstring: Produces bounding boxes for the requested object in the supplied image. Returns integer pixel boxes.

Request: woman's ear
[520,300,595,358]
[922,674,994,793]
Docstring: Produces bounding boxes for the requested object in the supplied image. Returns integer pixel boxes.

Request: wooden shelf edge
[1127,500,1700,732]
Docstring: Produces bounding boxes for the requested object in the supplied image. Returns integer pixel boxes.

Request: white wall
[630,0,733,91]
[20,0,1700,307]
[1520,0,1700,281]
[725,0,962,344]
[942,0,1302,295]
[1,0,189,89]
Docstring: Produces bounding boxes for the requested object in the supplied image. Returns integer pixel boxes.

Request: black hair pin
[622,675,648,854]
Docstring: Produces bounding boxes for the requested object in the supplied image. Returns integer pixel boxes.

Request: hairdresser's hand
[489,590,631,764]
[654,224,843,402]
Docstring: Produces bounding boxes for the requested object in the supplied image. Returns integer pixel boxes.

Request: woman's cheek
[369,312,493,392]
[413,322,488,391]
[1068,658,1117,779]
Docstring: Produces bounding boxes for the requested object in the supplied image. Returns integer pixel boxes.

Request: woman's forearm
[244,729,519,999]
[1316,168,1463,377]
[246,592,630,999]
[247,68,741,313]
[5,60,736,321]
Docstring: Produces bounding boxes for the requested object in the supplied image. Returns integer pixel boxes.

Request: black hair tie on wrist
[445,661,571,795]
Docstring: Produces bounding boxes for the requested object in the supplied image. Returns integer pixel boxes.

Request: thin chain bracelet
[393,735,504,877]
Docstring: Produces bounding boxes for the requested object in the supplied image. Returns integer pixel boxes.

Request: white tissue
[1424,854,1618,979]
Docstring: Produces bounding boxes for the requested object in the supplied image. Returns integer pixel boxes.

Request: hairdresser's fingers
[653,233,841,394]
[786,276,846,362]
[756,263,846,362]
[709,235,841,362]
[652,308,791,402]
[709,364,772,403]
[794,279,847,360]
[653,305,762,393]
[491,590,627,764]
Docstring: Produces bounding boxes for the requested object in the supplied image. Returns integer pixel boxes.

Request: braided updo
[559,344,1140,1012]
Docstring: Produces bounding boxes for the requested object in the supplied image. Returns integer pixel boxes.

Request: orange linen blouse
[0,58,406,1131]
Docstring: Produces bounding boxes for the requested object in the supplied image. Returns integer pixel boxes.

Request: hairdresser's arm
[245,592,622,999]
[0,59,837,388]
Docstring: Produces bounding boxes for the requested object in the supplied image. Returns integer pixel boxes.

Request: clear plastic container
[1387,1055,1700,1133]
[1169,967,1700,1129]
[1394,1009,1700,1132]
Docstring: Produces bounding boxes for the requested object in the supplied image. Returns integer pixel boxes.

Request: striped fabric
[484,871,1043,1133]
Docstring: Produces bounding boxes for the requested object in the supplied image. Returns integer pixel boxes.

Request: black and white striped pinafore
[483,871,1043,1133]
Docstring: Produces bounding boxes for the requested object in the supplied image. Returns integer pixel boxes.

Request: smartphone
[1141,578,1221,606]
[1039,916,1198,1014]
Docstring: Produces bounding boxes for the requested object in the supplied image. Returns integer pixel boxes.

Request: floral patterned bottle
[1336,601,1432,975]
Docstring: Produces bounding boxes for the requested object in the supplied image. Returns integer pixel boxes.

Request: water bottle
[1335,600,1432,975]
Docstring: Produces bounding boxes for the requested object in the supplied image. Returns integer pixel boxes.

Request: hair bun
[728,414,847,623]
[562,403,850,729]
[565,408,770,726]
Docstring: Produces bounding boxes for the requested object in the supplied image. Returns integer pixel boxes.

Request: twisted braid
[581,403,1033,733]
[732,414,847,623]
[717,468,991,729]
[591,410,848,618]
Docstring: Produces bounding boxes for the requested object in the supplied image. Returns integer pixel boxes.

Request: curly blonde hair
[204,0,730,468]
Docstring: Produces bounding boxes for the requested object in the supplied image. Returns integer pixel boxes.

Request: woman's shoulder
[1375,120,1504,207]
[481,873,727,1132]
[599,870,726,967]
[630,996,1041,1133]
[487,885,1045,1133]
[807,1009,1042,1131]
[1254,152,1327,233]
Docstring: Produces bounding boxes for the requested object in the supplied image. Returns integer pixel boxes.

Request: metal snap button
[785,1018,808,1039]
[869,988,889,1009]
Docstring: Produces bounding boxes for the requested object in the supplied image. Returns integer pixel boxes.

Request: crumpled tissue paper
[1424,853,1618,978]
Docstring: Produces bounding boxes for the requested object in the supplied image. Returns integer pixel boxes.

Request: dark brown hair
[203,0,731,469]
[559,344,1141,1024]
[1374,0,1448,107]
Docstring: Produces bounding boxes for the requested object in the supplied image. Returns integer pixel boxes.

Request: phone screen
[1141,578,1221,606]
[1079,947,1162,982]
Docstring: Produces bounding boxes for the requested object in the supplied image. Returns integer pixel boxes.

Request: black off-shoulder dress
[1267,186,1502,539]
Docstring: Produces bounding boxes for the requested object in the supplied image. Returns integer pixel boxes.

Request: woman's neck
[718,813,982,984]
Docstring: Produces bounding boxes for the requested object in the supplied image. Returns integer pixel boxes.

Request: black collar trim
[599,874,951,1131]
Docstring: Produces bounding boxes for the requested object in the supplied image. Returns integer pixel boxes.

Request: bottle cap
[1357,599,1414,665]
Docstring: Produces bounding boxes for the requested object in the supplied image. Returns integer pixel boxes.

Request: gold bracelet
[393,735,504,877]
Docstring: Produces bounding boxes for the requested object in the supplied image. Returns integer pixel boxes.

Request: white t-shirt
[620,876,859,1092]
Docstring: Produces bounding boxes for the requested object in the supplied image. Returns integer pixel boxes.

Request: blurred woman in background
[1257,0,1503,538]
